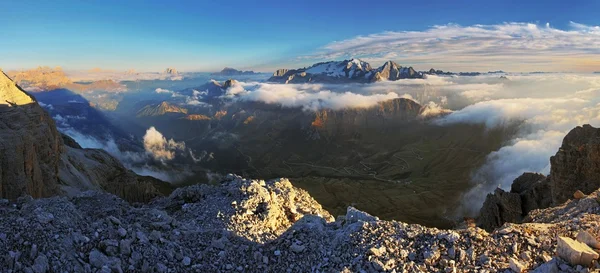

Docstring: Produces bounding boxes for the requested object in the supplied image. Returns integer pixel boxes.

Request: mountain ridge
[268,59,423,84]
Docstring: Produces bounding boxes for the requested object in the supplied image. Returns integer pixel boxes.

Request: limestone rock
[557,236,599,266]
[509,257,526,272]
[576,230,600,249]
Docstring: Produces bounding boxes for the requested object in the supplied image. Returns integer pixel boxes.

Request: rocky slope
[268,59,423,84]
[0,71,170,202]
[479,124,600,231]
[3,173,600,272]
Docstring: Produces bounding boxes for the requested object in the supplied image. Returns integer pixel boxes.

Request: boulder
[556,236,599,266]
[576,230,600,249]
[478,188,522,231]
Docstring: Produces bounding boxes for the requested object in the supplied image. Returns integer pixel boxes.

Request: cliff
[478,124,600,231]
[0,71,170,202]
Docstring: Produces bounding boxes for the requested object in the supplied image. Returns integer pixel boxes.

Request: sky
[1,0,599,72]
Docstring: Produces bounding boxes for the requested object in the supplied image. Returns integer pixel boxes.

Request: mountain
[164,67,178,75]
[268,59,423,84]
[478,124,600,230]
[0,71,170,202]
[211,67,261,76]
[136,101,188,117]
[6,66,125,93]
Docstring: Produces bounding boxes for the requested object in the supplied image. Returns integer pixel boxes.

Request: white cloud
[143,126,186,162]
[303,22,600,72]
[225,81,401,111]
[155,88,172,94]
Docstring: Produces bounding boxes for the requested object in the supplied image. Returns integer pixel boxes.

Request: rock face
[479,124,600,230]
[268,59,423,84]
[550,124,600,204]
[0,71,63,199]
[369,61,420,82]
[0,72,170,202]
[310,98,423,134]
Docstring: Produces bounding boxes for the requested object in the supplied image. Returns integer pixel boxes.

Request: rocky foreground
[1,173,600,272]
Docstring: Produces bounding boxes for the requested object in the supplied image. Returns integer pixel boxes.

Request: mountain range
[269,59,423,84]
[2,68,600,272]
[211,67,261,76]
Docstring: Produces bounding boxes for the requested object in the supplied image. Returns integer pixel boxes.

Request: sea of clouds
[201,73,600,215]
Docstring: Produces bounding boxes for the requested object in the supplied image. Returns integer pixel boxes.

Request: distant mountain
[212,67,261,76]
[423,68,482,76]
[268,59,423,84]
[6,66,125,93]
[136,101,188,117]
[164,67,178,75]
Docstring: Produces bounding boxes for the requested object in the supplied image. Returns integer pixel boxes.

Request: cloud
[155,88,172,94]
[432,73,600,216]
[224,81,402,111]
[143,126,186,162]
[303,22,600,72]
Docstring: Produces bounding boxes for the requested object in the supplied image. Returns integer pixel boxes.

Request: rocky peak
[164,68,178,75]
[136,101,188,117]
[479,124,600,230]
[0,71,36,106]
[222,79,239,89]
[550,124,600,204]
[272,68,290,77]
[370,61,421,82]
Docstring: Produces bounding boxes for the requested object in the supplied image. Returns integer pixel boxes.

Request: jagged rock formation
[136,101,188,117]
[369,61,420,82]
[0,72,170,202]
[2,174,600,272]
[268,59,423,84]
[550,124,600,204]
[479,124,600,231]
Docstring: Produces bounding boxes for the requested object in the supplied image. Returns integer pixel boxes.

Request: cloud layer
[304,22,600,72]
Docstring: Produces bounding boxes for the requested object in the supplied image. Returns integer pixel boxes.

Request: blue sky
[1,0,599,72]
